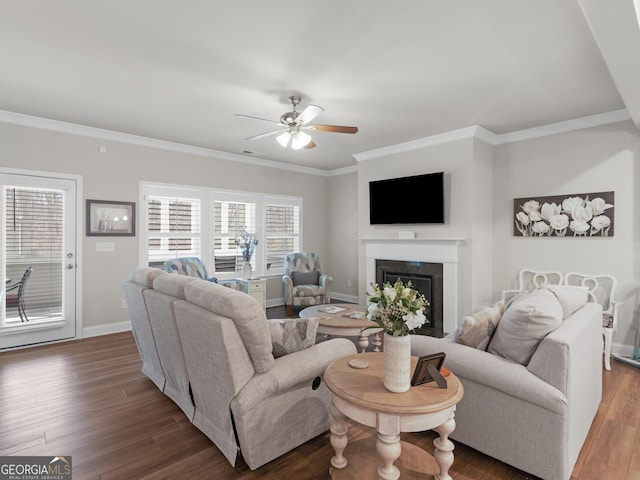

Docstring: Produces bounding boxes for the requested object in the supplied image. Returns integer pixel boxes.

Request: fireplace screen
[376,260,443,337]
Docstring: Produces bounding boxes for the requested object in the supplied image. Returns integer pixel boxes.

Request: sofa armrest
[410,335,567,414]
[319,274,333,289]
[527,302,603,394]
[282,275,293,304]
[232,338,356,414]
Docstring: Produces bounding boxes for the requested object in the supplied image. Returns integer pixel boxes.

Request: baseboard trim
[83,321,132,338]
[330,292,360,304]
[612,341,638,357]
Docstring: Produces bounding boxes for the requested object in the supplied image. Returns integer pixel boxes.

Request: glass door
[0,173,77,349]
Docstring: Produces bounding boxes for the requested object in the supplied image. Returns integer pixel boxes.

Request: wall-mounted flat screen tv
[369,172,444,224]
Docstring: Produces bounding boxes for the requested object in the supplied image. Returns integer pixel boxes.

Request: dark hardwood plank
[0,319,638,480]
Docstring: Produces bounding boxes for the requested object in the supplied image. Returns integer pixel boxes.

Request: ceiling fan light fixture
[276,131,291,147]
[291,131,312,150]
[238,95,358,150]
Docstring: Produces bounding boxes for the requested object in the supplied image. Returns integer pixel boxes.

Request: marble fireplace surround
[363,237,462,335]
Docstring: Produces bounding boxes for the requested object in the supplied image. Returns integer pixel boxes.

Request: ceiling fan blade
[296,104,324,125]
[235,114,283,125]
[308,124,358,134]
[304,140,317,149]
[246,130,282,141]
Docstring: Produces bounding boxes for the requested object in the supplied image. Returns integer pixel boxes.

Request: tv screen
[369,172,444,224]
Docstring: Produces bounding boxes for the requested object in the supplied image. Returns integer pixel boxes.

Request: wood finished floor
[0,305,638,479]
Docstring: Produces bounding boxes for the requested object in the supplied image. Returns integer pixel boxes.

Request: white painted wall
[326,172,359,301]
[355,136,495,325]
[0,122,330,333]
[3,115,640,354]
[492,120,640,351]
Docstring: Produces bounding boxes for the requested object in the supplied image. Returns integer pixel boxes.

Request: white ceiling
[1,0,638,171]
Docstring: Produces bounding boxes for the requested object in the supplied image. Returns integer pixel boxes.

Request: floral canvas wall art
[513,191,614,237]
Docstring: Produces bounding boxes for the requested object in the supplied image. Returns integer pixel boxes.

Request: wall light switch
[96,242,115,252]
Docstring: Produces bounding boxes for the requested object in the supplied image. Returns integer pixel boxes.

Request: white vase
[383,333,412,393]
[242,262,252,279]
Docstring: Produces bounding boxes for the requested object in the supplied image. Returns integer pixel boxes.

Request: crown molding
[326,164,358,176]
[351,109,631,162]
[352,126,491,162]
[1,108,631,177]
[493,109,631,145]
[0,109,332,177]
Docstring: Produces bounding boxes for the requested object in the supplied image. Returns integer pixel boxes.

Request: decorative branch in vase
[236,230,258,279]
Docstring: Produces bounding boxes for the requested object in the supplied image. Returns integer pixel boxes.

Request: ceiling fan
[235,95,358,150]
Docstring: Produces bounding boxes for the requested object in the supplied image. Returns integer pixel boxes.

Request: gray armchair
[282,252,332,315]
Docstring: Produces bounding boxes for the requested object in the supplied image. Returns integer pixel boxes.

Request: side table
[235,278,266,309]
[324,352,464,480]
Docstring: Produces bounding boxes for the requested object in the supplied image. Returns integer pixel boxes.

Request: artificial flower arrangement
[236,230,258,261]
[365,279,429,336]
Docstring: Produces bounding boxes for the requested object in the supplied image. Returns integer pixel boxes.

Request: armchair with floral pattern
[282,252,332,316]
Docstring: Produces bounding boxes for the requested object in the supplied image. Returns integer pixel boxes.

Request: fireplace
[376,259,444,337]
[363,237,461,335]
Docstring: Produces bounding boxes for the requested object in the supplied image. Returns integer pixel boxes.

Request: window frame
[140,182,303,279]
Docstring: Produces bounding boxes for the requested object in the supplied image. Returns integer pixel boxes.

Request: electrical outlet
[122,299,128,309]
[347,279,352,287]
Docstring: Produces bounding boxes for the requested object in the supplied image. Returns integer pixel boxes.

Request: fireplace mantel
[362,237,463,334]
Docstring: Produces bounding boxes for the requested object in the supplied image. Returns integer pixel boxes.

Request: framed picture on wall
[86,199,135,236]
[513,191,614,237]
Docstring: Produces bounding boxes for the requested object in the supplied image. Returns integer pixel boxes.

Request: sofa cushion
[153,273,197,299]
[129,267,165,288]
[268,317,319,358]
[185,280,274,373]
[448,301,504,350]
[542,285,589,320]
[291,270,320,286]
[488,289,563,365]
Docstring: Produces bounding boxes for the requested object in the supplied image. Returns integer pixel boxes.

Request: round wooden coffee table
[324,352,464,480]
[299,303,383,353]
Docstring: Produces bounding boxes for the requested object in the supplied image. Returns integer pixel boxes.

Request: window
[144,186,203,267]
[141,183,302,278]
[265,199,300,272]
[3,186,64,320]
[212,196,256,273]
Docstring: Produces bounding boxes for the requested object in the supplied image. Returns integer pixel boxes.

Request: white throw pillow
[541,285,589,320]
[487,289,563,365]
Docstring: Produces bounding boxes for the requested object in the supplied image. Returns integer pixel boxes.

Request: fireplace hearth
[375,259,444,337]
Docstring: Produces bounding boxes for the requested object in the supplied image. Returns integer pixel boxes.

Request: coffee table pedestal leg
[433,409,456,480]
[372,332,382,352]
[376,432,401,480]
[329,403,349,470]
[376,413,401,480]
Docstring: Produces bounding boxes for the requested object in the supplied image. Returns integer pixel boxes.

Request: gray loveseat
[122,267,357,470]
[411,287,602,480]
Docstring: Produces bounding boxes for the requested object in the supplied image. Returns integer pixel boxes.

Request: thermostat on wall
[398,231,416,239]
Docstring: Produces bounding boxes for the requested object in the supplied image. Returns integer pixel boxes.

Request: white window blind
[146,194,202,266]
[141,183,302,278]
[4,186,63,316]
[265,201,300,272]
[212,198,256,274]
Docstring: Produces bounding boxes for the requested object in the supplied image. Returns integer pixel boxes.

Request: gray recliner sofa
[411,291,602,480]
[122,267,357,470]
